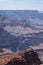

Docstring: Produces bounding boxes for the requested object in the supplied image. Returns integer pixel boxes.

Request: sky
[0,0,43,11]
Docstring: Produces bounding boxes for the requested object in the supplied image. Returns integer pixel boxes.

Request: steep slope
[0,27,20,52]
[0,26,43,52]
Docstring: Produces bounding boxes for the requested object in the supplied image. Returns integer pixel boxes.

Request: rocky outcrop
[5,50,41,65]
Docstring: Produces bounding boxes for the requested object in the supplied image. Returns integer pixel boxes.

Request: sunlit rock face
[5,50,41,65]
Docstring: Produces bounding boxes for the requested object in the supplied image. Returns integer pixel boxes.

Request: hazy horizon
[0,0,43,11]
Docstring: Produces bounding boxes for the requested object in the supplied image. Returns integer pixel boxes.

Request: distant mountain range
[0,10,43,20]
[0,10,43,30]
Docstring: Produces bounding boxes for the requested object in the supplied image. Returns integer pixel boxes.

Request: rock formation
[5,50,41,65]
